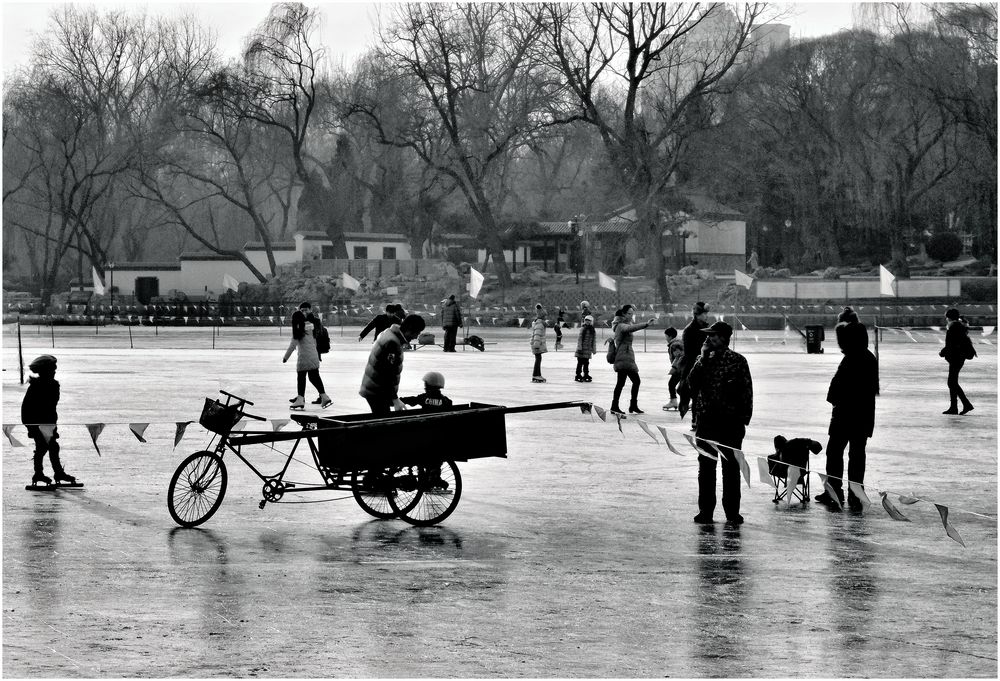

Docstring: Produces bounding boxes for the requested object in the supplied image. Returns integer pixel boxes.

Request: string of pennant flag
[4,410,994,547]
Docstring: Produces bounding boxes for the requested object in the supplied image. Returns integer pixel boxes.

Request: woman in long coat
[530,306,548,383]
[940,307,975,415]
[610,304,654,414]
[284,310,331,409]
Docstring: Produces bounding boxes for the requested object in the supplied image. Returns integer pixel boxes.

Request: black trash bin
[805,325,825,354]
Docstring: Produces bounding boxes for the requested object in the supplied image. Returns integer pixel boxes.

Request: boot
[960,404,974,415]
[610,402,624,415]
[583,375,592,382]
[662,398,678,411]
[54,471,76,485]
[531,376,547,383]
[289,396,305,410]
[311,396,323,404]
[32,472,52,486]
[319,393,333,409]
[575,374,583,382]
[628,401,644,414]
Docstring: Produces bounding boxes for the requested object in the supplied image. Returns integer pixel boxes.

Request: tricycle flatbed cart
[167,391,585,528]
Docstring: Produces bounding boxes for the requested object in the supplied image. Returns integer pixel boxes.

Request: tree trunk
[633,200,673,307]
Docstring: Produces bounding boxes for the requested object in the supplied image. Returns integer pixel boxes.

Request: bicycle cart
[167,390,583,528]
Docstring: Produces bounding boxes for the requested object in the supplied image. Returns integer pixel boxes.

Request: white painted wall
[685,219,745,254]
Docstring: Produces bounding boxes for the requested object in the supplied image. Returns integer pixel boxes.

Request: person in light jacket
[530,305,548,383]
[610,304,655,414]
[284,310,331,410]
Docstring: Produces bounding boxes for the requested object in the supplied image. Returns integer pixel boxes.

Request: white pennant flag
[848,482,871,510]
[593,405,607,422]
[879,264,897,297]
[757,457,774,486]
[880,492,910,521]
[3,425,25,447]
[341,272,361,291]
[634,419,659,444]
[657,426,684,456]
[270,419,289,432]
[92,266,106,295]
[517,317,525,327]
[734,270,754,289]
[684,433,716,460]
[734,449,751,488]
[223,273,240,292]
[982,326,994,336]
[598,271,617,292]
[785,465,802,505]
[469,267,485,299]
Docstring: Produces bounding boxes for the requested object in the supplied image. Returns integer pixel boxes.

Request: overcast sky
[2,1,856,76]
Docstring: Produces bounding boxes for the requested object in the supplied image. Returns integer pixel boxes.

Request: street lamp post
[108,261,115,311]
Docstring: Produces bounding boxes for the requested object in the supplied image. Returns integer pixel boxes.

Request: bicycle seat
[290,414,319,427]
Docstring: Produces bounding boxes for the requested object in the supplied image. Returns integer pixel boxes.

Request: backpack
[964,335,977,360]
[605,337,617,364]
[314,325,331,355]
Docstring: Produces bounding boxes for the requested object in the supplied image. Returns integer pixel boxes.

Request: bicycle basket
[199,398,242,435]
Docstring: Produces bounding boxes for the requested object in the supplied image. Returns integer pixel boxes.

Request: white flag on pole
[469,267,485,299]
[734,270,754,289]
[598,271,617,292]
[342,272,361,291]
[223,273,240,292]
[92,267,106,295]
[879,264,897,297]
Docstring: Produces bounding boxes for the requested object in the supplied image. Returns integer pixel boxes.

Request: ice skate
[32,472,52,486]
[574,375,584,382]
[319,393,333,409]
[610,403,625,415]
[531,376,547,383]
[311,396,323,404]
[289,396,305,410]
[54,472,77,485]
[628,402,644,415]
[662,398,678,411]
[583,375,592,382]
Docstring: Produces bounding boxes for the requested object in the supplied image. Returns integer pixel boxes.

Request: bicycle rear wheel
[390,461,462,526]
[351,468,399,519]
[168,451,228,528]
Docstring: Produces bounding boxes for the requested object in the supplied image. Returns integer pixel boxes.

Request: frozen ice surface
[3,324,996,677]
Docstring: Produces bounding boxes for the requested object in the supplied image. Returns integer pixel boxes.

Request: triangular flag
[341,272,361,291]
[3,425,25,447]
[879,264,897,296]
[85,423,105,456]
[230,421,246,432]
[785,465,801,504]
[635,419,659,443]
[734,270,754,289]
[734,449,751,488]
[934,504,966,547]
[757,457,773,486]
[174,421,192,448]
[469,267,485,299]
[848,482,871,510]
[593,405,607,422]
[517,317,525,327]
[92,266,106,295]
[129,423,150,443]
[684,433,717,460]
[223,273,240,292]
[880,492,910,521]
[613,412,624,433]
[818,474,843,510]
[982,326,994,336]
[897,494,920,505]
[657,426,684,456]
[578,403,592,415]
[38,424,56,443]
[475,317,481,325]
[598,271,617,292]
[270,419,289,431]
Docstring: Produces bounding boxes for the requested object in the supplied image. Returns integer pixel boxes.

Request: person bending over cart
[359,314,427,415]
[401,371,453,411]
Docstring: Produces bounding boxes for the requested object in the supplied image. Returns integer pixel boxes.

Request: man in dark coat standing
[687,321,753,525]
[678,301,710,420]
[441,295,463,352]
[815,320,879,512]
[940,307,975,415]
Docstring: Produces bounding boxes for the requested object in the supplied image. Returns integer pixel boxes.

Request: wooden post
[128,324,133,349]
[17,318,24,384]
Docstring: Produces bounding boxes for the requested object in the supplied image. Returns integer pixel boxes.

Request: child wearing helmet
[21,355,76,486]
[574,315,596,382]
[400,371,453,411]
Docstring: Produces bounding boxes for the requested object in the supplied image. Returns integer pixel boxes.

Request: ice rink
[3,323,997,677]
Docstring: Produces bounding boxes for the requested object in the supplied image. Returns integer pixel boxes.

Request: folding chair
[767,449,810,504]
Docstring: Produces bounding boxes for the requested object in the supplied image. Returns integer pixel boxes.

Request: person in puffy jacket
[610,304,655,414]
[663,327,685,410]
[574,315,596,382]
[814,320,878,512]
[940,307,975,415]
[359,314,426,415]
[441,295,463,352]
[21,355,76,486]
[530,305,548,383]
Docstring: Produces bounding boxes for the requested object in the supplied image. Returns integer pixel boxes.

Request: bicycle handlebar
[219,390,254,406]
[242,412,267,422]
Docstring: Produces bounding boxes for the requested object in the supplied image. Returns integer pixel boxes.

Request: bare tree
[542,2,770,304]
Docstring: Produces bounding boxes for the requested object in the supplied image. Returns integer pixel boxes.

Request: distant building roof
[179,252,245,261]
[343,232,409,243]
[536,220,634,236]
[243,241,296,251]
[112,262,183,271]
[294,231,331,241]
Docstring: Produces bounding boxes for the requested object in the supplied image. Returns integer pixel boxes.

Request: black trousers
[612,368,640,406]
[296,369,325,396]
[443,326,459,352]
[668,373,681,399]
[27,425,64,476]
[825,430,868,497]
[532,353,543,377]
[696,422,745,520]
[366,397,392,416]
[575,358,591,377]
[947,359,972,410]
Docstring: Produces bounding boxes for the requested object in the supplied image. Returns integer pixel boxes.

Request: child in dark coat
[574,315,596,381]
[21,355,76,485]
[401,371,454,411]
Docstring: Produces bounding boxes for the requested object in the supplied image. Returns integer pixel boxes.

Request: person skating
[574,315,597,381]
[609,304,655,414]
[441,295,463,352]
[678,301,711,421]
[530,305,548,382]
[940,307,975,415]
[283,306,332,409]
[21,355,76,486]
[686,322,753,525]
[554,308,564,349]
[815,320,878,512]
[359,314,427,415]
[663,326,684,410]
[359,304,404,342]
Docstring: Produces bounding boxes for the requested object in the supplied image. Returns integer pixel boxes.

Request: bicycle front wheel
[391,461,462,526]
[168,451,228,528]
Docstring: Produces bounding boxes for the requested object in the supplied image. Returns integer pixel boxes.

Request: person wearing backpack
[283,303,332,409]
[609,304,655,415]
[940,307,975,415]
